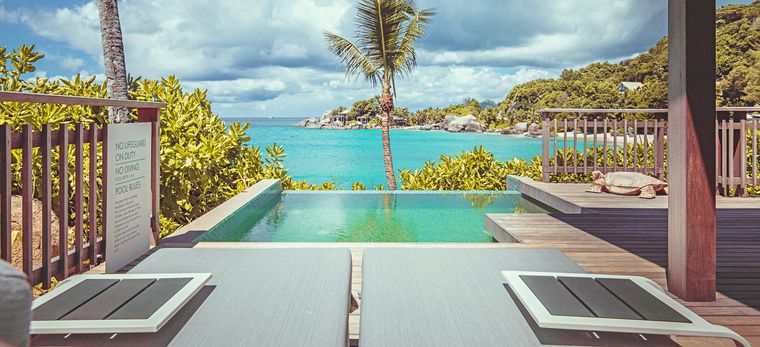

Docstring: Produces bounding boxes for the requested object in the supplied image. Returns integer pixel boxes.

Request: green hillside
[498,1,760,124]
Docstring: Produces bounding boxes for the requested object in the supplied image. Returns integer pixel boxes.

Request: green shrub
[0,44,329,237]
[399,146,542,190]
[351,182,367,190]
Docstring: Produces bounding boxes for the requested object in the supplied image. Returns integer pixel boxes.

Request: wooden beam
[539,108,668,114]
[667,0,717,302]
[0,91,166,109]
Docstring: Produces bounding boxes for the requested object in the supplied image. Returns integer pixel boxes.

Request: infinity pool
[195,191,546,243]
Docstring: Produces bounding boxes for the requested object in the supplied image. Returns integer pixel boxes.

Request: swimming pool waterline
[195,190,547,243]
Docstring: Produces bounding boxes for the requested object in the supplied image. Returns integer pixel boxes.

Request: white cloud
[203,65,555,117]
[58,56,85,71]
[14,0,353,80]
[7,0,680,116]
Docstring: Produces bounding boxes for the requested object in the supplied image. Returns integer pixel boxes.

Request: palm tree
[98,0,131,123]
[325,0,433,190]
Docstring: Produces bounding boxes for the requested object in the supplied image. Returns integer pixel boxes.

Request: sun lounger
[32,248,354,347]
[359,248,681,346]
[503,271,750,347]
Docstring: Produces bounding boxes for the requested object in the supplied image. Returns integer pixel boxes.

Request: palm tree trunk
[381,111,397,190]
[98,0,131,123]
[379,76,398,190]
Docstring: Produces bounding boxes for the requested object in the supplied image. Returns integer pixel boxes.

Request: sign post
[104,123,152,273]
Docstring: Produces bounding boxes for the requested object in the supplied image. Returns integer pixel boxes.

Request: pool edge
[162,179,283,243]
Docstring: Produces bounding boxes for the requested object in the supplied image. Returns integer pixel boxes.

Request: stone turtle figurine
[586,170,668,199]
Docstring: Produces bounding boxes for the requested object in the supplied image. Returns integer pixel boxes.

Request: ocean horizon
[224,117,543,188]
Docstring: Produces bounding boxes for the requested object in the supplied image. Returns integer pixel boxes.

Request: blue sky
[0,0,754,117]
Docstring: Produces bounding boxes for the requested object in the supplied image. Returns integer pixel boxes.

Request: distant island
[294,98,542,137]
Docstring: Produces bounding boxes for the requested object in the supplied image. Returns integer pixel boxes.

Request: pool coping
[283,190,522,195]
[162,179,283,243]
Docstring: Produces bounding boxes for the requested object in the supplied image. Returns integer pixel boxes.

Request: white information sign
[105,123,152,273]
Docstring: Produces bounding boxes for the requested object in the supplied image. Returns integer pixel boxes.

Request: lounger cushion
[0,259,31,347]
[360,248,583,347]
[32,248,352,347]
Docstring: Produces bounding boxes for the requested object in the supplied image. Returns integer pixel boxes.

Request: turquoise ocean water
[226,117,543,187]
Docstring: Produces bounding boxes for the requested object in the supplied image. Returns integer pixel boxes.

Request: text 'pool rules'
[104,123,152,273]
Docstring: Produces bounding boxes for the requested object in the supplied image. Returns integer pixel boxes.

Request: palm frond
[393,6,434,76]
[324,31,381,85]
[355,0,408,69]
[324,0,434,91]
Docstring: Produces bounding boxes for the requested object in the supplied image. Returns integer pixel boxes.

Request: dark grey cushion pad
[33,248,352,347]
[359,248,584,347]
[0,260,31,347]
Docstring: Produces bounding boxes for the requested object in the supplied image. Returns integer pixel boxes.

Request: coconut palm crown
[325,0,434,190]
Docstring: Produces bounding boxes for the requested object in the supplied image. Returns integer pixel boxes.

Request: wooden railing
[716,107,760,197]
[0,91,166,287]
[540,108,668,182]
[540,107,760,197]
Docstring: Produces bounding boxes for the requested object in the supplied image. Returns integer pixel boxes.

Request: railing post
[88,126,98,266]
[137,108,161,244]
[0,124,11,262]
[656,114,666,180]
[41,124,52,289]
[21,124,33,283]
[541,112,550,182]
[733,112,747,197]
[58,126,69,279]
[74,124,84,273]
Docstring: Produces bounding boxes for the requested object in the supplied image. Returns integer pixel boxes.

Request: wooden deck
[508,175,760,213]
[488,176,760,346]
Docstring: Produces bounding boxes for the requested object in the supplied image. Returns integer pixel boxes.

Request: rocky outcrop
[501,127,517,135]
[527,123,542,137]
[444,115,484,133]
[515,122,528,133]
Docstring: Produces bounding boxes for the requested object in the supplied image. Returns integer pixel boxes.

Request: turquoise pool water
[196,191,546,243]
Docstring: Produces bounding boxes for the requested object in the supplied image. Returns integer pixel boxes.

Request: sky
[0,0,754,117]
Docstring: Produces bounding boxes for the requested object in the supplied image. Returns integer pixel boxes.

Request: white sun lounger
[502,271,750,347]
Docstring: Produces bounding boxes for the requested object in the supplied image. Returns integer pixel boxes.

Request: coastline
[293,114,544,137]
[291,120,660,145]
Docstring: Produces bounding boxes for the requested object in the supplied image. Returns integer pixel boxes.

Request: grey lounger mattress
[359,248,677,347]
[32,248,353,347]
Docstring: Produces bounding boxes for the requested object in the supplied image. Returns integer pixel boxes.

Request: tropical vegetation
[0,45,330,237]
[325,0,434,190]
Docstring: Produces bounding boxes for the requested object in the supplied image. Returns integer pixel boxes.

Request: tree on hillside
[98,0,131,123]
[325,0,434,190]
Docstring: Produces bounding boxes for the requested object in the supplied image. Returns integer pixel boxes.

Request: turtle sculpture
[586,170,668,199]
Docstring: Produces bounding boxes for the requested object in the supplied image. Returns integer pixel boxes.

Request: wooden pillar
[667,0,716,302]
